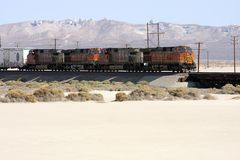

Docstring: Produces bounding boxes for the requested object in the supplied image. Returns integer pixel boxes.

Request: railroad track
[0,71,186,84]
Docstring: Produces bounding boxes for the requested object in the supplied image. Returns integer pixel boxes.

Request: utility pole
[53,38,58,51]
[147,23,149,48]
[196,42,203,72]
[147,21,165,48]
[76,41,79,49]
[0,35,2,48]
[125,43,131,48]
[232,36,238,73]
[207,51,210,68]
[157,23,160,47]
[15,42,19,48]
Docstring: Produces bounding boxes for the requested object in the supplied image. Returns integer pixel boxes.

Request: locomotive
[0,46,196,72]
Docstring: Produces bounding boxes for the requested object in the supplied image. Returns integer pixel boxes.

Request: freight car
[0,46,196,72]
[0,48,29,71]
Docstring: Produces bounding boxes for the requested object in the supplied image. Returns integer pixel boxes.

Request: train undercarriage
[18,63,196,73]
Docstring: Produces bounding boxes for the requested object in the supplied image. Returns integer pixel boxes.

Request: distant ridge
[0,19,239,60]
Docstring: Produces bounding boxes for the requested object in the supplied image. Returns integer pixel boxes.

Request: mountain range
[0,19,239,60]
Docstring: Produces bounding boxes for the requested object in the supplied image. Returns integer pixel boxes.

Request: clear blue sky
[0,0,239,26]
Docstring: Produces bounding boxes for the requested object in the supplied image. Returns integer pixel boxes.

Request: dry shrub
[168,88,201,100]
[91,94,104,102]
[221,84,236,94]
[232,96,240,100]
[5,90,36,103]
[5,81,24,86]
[25,95,37,103]
[129,85,156,100]
[125,81,134,86]
[26,81,48,89]
[203,94,216,100]
[78,86,90,92]
[66,92,103,102]
[128,85,168,101]
[115,93,128,102]
[33,87,64,102]
[0,81,5,86]
[137,81,149,85]
[220,84,240,94]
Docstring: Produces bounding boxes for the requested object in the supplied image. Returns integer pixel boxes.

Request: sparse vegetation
[232,96,240,100]
[33,87,64,102]
[115,93,128,102]
[66,92,103,102]
[203,94,216,100]
[168,88,201,100]
[1,80,240,103]
[4,90,36,103]
[128,85,168,101]
[220,84,240,94]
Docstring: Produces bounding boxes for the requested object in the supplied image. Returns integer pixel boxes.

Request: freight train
[0,46,196,72]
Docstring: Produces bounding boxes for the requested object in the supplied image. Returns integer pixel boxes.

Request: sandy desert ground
[0,99,240,160]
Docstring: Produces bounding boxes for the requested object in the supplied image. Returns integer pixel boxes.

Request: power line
[146,22,165,48]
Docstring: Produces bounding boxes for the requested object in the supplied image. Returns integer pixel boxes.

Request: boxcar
[0,48,29,70]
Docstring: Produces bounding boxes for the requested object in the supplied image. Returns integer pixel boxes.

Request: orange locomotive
[23,46,196,72]
[143,46,195,72]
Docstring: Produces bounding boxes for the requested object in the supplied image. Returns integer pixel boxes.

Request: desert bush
[221,84,236,94]
[26,81,48,89]
[0,81,5,86]
[5,90,36,103]
[5,90,27,102]
[137,81,149,85]
[232,96,240,100]
[203,94,216,100]
[33,87,64,102]
[78,86,90,92]
[168,88,188,97]
[5,80,24,86]
[125,81,134,86]
[168,88,201,100]
[25,95,37,103]
[129,85,156,100]
[66,92,103,102]
[91,94,104,102]
[128,85,168,101]
[115,93,128,102]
